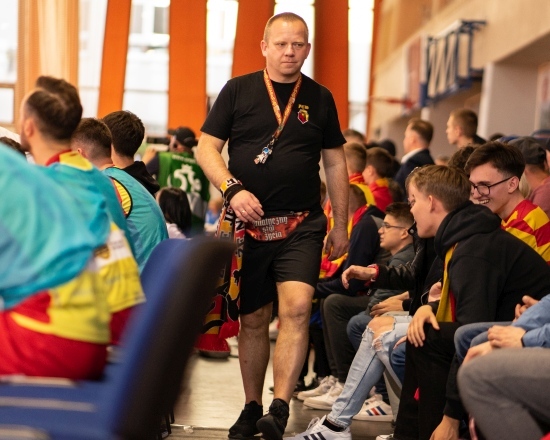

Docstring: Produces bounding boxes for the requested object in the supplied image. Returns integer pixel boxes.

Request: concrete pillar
[478,62,538,139]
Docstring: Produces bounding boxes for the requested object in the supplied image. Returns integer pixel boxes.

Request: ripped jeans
[328,315,412,428]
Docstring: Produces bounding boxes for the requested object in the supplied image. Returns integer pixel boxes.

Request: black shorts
[239,210,327,315]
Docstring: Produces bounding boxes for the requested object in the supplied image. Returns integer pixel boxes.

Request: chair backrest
[99,237,234,440]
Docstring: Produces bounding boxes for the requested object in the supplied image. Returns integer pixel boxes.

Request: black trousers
[394,323,459,440]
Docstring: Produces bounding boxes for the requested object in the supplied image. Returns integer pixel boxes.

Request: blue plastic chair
[0,237,234,440]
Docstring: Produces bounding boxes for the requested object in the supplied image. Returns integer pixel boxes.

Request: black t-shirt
[201,71,346,213]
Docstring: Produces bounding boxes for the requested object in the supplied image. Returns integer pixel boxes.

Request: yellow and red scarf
[195,205,244,353]
[435,244,457,322]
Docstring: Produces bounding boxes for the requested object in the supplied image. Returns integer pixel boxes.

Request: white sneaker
[269,317,280,341]
[375,435,395,440]
[285,415,351,440]
[303,381,344,410]
[296,375,335,401]
[353,394,393,422]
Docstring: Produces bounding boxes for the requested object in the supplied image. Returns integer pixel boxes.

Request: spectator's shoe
[293,377,319,397]
[256,398,289,440]
[352,394,393,422]
[296,375,335,401]
[375,435,396,440]
[285,416,351,440]
[269,378,318,395]
[303,381,344,410]
[228,401,263,439]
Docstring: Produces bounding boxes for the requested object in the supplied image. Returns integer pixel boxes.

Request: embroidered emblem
[297,104,309,124]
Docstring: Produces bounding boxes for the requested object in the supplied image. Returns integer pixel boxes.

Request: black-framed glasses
[470,176,513,197]
[381,222,407,230]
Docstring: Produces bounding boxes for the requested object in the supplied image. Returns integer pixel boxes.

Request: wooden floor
[170,338,394,440]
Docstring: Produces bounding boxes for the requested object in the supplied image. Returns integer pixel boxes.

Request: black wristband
[224,184,245,204]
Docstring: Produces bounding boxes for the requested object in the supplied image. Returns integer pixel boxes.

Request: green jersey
[157,151,210,235]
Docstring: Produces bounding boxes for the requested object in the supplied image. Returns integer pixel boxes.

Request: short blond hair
[264,12,309,42]
[406,165,470,212]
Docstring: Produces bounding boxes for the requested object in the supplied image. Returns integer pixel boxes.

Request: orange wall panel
[314,0,349,129]
[168,0,207,133]
[97,0,131,117]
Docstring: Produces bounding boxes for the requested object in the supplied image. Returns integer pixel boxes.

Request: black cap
[168,126,198,147]
[509,136,546,165]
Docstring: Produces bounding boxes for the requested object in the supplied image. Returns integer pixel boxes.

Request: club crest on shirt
[297,104,309,124]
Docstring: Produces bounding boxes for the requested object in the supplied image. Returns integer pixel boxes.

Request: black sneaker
[228,401,263,439]
[256,399,289,440]
[293,378,319,397]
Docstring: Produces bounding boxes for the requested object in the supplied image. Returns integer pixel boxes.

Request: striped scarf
[195,205,244,352]
[435,244,457,322]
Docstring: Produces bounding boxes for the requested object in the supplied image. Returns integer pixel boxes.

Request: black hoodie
[435,202,550,325]
[435,202,550,421]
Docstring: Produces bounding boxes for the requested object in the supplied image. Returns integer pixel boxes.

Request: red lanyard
[255,69,302,165]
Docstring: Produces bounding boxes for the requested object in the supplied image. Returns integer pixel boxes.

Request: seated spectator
[394,119,434,196]
[143,126,210,236]
[509,136,550,217]
[392,165,550,440]
[298,186,386,404]
[342,128,365,145]
[0,137,110,379]
[102,110,160,196]
[346,203,415,350]
[318,185,385,292]
[320,144,376,279]
[446,145,476,171]
[156,187,192,239]
[466,141,550,262]
[363,147,395,212]
[75,117,168,272]
[458,295,550,440]
[71,118,136,250]
[20,78,144,346]
[378,139,396,157]
[344,142,376,207]
[446,108,485,148]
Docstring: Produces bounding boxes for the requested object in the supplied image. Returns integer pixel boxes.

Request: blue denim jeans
[347,311,372,351]
[454,321,510,363]
[328,315,412,428]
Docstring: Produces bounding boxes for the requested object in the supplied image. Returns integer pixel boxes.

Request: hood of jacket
[434,201,501,259]
[124,161,160,196]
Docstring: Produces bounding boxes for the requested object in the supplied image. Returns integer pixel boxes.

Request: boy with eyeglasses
[466,141,550,262]
[389,165,550,440]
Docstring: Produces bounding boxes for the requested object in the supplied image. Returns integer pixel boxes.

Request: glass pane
[79,0,108,117]
[348,0,374,133]
[206,0,238,97]
[0,88,14,123]
[125,0,169,132]
[0,1,17,84]
[123,90,168,135]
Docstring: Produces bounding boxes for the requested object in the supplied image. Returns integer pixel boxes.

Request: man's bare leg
[239,302,273,404]
[272,280,314,402]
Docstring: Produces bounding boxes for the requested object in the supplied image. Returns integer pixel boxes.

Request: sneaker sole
[302,399,335,410]
[352,414,394,422]
[256,417,284,440]
[296,390,329,401]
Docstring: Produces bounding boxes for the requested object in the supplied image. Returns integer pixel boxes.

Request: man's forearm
[195,135,232,189]
[323,147,348,228]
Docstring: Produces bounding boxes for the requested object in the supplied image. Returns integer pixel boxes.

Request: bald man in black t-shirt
[196,12,349,440]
